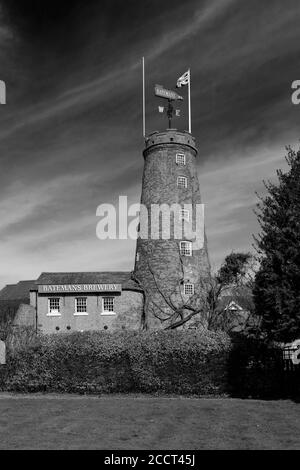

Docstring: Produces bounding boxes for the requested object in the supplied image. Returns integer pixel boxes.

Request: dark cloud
[0,0,198,40]
[0,0,300,285]
[1,0,91,35]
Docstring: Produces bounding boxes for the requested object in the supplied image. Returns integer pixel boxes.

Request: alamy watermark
[96,196,205,249]
[0,80,6,104]
[291,80,300,104]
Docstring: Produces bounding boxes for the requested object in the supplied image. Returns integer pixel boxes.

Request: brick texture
[36,290,144,334]
[134,130,211,329]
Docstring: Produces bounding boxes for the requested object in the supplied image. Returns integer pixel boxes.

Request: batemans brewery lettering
[39,284,121,293]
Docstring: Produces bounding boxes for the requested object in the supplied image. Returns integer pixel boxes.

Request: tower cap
[144,129,197,153]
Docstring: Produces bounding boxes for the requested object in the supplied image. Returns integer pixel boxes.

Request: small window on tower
[184,283,194,295]
[102,297,115,314]
[179,209,190,221]
[176,153,186,165]
[177,176,187,189]
[180,241,192,256]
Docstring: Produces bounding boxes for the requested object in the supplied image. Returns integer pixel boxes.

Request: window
[184,283,194,295]
[177,176,187,189]
[48,297,60,315]
[102,297,115,314]
[179,209,190,221]
[75,297,87,314]
[180,241,192,256]
[176,153,186,165]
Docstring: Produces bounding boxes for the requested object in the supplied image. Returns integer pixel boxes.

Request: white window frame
[74,297,88,316]
[184,283,194,295]
[180,241,192,256]
[47,297,61,316]
[177,176,187,189]
[179,209,190,221]
[102,296,116,315]
[176,153,186,165]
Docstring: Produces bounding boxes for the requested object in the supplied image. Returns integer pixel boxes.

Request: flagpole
[188,68,191,134]
[142,57,146,138]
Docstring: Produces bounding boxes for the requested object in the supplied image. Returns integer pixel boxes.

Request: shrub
[2,330,231,395]
[127,330,231,394]
[6,326,37,353]
[227,333,285,399]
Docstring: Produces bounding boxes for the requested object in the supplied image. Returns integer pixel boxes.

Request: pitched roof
[35,272,142,291]
[0,280,35,302]
[0,271,143,306]
[218,295,253,312]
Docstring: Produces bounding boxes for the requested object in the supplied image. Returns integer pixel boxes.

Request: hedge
[227,334,290,399]
[1,330,231,395]
[1,330,294,398]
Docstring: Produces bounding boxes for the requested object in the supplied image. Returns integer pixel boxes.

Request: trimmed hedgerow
[128,330,231,394]
[1,330,231,395]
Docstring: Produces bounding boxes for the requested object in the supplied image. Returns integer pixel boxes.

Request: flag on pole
[176,70,190,88]
[142,57,146,137]
[176,69,191,133]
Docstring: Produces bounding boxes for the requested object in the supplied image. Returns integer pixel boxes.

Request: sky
[0,0,300,287]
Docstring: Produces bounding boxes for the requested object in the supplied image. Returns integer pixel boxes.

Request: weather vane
[154,84,183,128]
[141,57,191,137]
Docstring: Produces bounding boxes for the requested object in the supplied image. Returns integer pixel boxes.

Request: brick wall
[36,290,144,334]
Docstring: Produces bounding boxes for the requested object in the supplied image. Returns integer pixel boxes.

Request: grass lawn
[0,394,299,449]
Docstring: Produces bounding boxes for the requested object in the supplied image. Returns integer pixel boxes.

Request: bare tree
[132,244,210,330]
[205,252,258,332]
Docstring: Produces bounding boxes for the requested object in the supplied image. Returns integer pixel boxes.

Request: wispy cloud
[0,0,237,144]
[0,0,299,286]
[201,143,291,271]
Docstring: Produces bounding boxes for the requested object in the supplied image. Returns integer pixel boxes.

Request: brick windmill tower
[133,71,211,330]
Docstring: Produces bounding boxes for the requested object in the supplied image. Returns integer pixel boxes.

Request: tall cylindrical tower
[134,129,210,329]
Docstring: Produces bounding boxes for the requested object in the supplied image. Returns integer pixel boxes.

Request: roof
[35,272,142,292]
[218,295,254,312]
[224,300,243,311]
[0,280,35,302]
